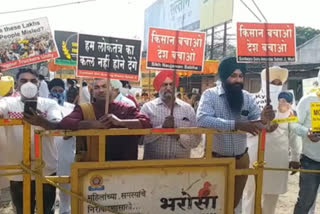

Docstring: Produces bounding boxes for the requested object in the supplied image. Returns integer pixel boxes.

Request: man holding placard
[293,71,320,214]
[141,70,201,159]
[196,56,275,211]
[24,78,152,161]
[243,67,301,214]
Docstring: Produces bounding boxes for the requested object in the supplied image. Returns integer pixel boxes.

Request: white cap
[110,79,122,90]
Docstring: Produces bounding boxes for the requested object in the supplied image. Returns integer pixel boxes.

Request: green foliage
[296,26,320,46]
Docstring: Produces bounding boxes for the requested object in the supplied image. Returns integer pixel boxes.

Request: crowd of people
[0,56,319,214]
[0,34,56,63]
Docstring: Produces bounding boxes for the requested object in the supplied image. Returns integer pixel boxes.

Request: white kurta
[263,111,301,194]
[55,102,75,214]
[242,90,301,214]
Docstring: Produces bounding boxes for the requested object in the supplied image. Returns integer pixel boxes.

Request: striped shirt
[141,98,201,159]
[196,85,261,156]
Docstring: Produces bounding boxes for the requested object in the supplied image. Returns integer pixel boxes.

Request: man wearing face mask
[196,57,275,212]
[0,68,61,214]
[140,70,201,159]
[24,78,152,162]
[242,67,301,214]
[48,78,75,214]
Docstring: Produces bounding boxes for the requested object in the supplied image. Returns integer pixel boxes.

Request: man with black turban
[197,56,275,212]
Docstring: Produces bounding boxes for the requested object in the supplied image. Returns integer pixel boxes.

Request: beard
[159,90,173,101]
[223,82,244,114]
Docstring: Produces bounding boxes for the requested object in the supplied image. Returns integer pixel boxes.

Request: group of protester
[0,35,56,64]
[0,56,319,214]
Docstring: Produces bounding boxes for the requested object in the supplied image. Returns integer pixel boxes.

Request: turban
[218,57,246,82]
[120,80,131,89]
[48,78,65,91]
[261,66,288,83]
[0,76,14,97]
[110,79,122,90]
[153,70,179,91]
[67,79,75,86]
[278,91,293,104]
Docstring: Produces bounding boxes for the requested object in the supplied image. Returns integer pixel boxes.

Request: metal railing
[0,119,318,214]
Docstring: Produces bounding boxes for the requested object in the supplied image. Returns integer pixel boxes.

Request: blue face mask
[49,92,65,106]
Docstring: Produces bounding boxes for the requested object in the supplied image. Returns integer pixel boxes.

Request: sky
[234,0,320,29]
[0,0,319,41]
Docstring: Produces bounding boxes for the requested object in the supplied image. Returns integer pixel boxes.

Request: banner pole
[170,69,176,116]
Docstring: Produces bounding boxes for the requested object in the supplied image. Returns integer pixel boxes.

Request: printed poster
[311,102,320,132]
[0,17,59,70]
[82,166,227,214]
[236,22,296,63]
[147,27,205,71]
[54,30,78,66]
[77,34,141,81]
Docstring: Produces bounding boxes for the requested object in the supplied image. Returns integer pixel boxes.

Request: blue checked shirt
[196,85,261,156]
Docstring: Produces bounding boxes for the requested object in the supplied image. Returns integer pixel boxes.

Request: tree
[296,26,320,47]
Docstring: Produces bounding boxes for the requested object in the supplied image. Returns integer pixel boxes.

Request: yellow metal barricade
[0,119,32,214]
[33,128,263,214]
[2,118,320,214]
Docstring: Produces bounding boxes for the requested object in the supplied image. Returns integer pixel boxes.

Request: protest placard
[311,102,320,132]
[77,34,141,81]
[0,17,58,70]
[54,30,77,66]
[236,22,296,63]
[147,27,205,71]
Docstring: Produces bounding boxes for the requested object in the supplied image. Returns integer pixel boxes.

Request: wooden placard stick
[170,69,176,116]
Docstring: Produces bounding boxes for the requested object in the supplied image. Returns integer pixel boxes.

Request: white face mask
[270,84,283,93]
[20,82,38,99]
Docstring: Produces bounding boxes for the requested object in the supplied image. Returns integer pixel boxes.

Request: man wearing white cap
[243,66,301,214]
[110,79,136,107]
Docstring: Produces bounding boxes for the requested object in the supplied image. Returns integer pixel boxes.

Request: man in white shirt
[293,72,320,214]
[110,79,136,107]
[38,74,49,98]
[48,78,75,214]
[0,68,61,214]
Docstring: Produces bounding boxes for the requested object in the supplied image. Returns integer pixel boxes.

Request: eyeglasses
[162,83,173,87]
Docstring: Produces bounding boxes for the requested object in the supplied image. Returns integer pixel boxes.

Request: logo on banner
[89,175,104,191]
